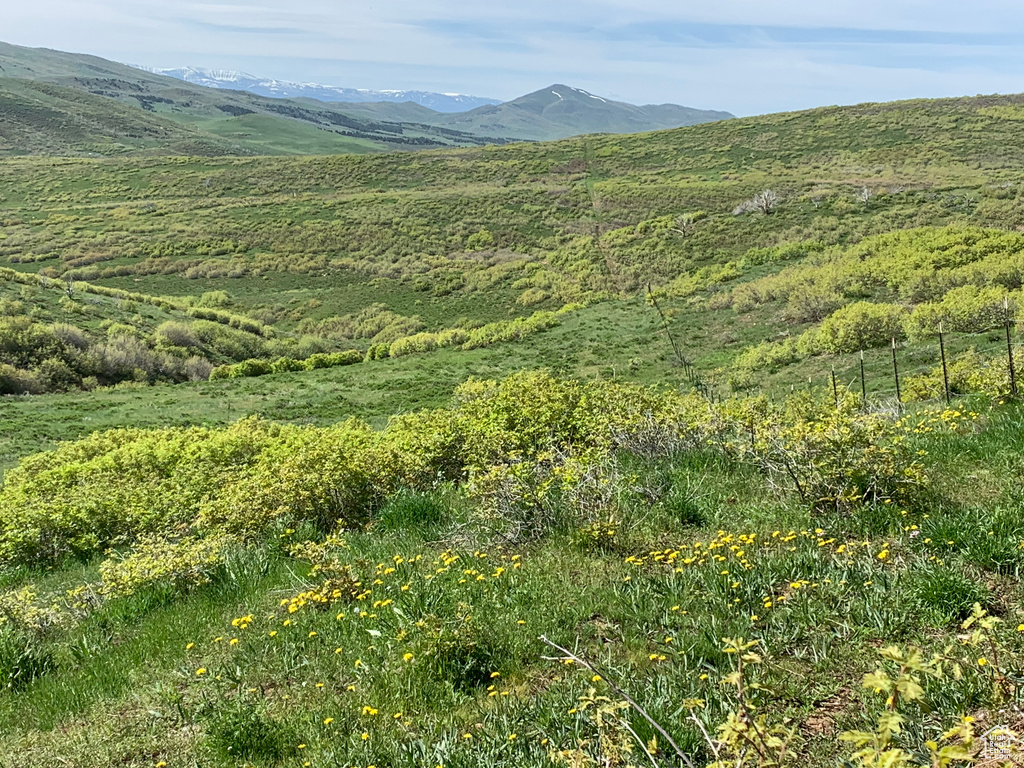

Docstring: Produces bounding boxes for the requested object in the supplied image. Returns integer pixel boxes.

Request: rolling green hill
[1,87,1024,431]
[0,78,243,156]
[1,42,733,153]
[0,41,511,156]
[3,87,1024,768]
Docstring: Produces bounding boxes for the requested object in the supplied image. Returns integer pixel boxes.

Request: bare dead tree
[753,189,779,214]
[671,213,697,236]
[735,190,780,215]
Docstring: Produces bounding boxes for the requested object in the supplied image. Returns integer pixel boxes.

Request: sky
[3,1,1024,116]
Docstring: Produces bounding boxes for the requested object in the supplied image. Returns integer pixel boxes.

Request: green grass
[174,113,386,156]
[4,81,1024,768]
[2,396,1023,766]
[0,298,672,471]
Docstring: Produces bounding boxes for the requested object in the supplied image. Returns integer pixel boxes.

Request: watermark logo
[981,726,1021,764]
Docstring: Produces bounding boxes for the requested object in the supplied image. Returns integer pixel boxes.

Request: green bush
[229,358,273,378]
[906,285,1018,338]
[815,301,908,353]
[98,534,233,599]
[270,356,306,373]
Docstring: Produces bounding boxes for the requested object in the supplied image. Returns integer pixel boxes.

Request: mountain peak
[440,84,733,141]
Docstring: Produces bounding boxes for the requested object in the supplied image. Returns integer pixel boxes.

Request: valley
[1,38,1024,768]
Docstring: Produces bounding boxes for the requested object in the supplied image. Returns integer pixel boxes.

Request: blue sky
[3,1,1024,115]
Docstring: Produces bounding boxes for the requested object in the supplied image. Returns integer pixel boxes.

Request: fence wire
[708,322,1022,409]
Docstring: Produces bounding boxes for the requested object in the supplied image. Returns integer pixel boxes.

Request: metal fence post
[891,337,901,406]
[939,321,950,405]
[1006,298,1018,397]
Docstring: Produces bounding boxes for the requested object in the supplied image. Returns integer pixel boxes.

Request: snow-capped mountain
[136,66,500,113]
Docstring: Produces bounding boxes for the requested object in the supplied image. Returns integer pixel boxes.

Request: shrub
[153,321,199,350]
[0,419,277,565]
[229,358,273,378]
[906,285,1017,338]
[750,398,928,513]
[270,356,305,373]
[98,534,233,599]
[733,339,801,373]
[197,421,395,535]
[815,301,908,353]
[902,349,1011,402]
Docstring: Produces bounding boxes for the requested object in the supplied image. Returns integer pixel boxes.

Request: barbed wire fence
[695,307,1021,411]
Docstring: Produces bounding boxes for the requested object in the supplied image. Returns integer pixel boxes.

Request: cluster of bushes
[0,371,944,569]
[731,285,1021,381]
[212,306,579,379]
[209,350,363,380]
[0,316,213,394]
[297,303,425,345]
[726,226,1024,317]
[902,348,1015,402]
[0,307,335,394]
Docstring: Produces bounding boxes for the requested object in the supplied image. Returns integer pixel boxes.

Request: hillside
[431,84,734,140]
[1,42,733,152]
[3,88,1024,767]
[0,78,243,156]
[3,90,1024,410]
[149,69,734,140]
[0,41,510,156]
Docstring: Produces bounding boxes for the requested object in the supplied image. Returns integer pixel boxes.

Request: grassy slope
[0,299,670,469]
[2,384,1024,767]
[0,41,508,156]
[1,92,1024,463]
[3,90,1024,768]
[0,78,241,157]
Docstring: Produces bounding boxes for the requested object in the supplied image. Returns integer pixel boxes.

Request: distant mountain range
[0,41,734,157]
[137,66,502,113]
[434,84,734,141]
